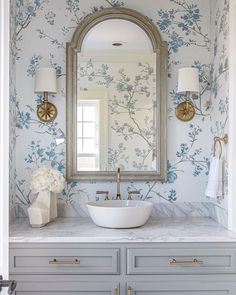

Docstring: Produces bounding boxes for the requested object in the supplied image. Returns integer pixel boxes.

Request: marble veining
[10,217,236,243]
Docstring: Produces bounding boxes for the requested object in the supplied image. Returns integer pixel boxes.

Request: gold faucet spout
[116,168,121,200]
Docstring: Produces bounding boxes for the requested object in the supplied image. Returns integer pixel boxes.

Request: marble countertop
[9,217,236,243]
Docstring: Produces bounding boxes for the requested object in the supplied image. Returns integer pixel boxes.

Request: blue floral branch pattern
[11,0,229,216]
[80,59,155,170]
[80,59,114,87]
[36,29,65,49]
[16,179,32,206]
[16,0,46,39]
[108,143,129,171]
[24,140,65,171]
[16,100,64,138]
[157,0,210,54]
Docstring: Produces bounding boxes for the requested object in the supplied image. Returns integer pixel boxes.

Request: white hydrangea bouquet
[30,166,65,194]
[28,166,65,228]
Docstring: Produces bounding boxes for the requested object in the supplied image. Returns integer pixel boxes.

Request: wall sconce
[34,67,57,122]
[175,67,199,122]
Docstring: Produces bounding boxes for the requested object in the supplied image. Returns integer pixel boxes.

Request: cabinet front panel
[126,281,236,294]
[16,292,112,295]
[133,292,227,295]
[127,248,236,274]
[14,281,119,295]
[10,248,120,274]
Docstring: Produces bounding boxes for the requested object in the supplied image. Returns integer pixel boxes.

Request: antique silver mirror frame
[66,7,168,181]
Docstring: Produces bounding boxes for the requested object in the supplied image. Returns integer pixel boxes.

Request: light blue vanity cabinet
[12,278,119,295]
[13,281,119,295]
[10,247,120,275]
[9,242,236,294]
[125,281,236,294]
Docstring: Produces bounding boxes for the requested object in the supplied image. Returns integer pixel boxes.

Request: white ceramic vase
[28,190,57,228]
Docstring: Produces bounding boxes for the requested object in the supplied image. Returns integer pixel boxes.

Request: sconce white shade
[34,67,57,93]
[177,67,199,93]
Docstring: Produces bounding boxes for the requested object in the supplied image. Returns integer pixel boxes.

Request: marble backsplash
[15,200,228,228]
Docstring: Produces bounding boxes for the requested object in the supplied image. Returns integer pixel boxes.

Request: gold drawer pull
[49,258,80,265]
[128,286,132,295]
[114,286,119,295]
[170,258,203,265]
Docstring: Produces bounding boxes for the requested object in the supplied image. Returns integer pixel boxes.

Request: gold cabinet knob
[127,286,132,295]
[114,286,119,295]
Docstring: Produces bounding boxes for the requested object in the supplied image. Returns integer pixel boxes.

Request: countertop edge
[9,217,236,244]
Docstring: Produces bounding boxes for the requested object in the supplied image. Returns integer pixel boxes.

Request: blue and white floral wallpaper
[208,0,229,225]
[8,0,229,225]
[9,0,17,221]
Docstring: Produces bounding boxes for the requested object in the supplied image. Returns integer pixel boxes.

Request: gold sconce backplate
[37,101,57,123]
[175,101,195,122]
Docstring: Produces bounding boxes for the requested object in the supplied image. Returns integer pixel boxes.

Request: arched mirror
[66,8,167,181]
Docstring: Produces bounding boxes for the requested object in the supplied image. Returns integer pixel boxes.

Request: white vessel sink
[87,200,153,229]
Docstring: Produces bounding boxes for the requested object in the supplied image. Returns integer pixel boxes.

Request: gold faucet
[116,168,121,200]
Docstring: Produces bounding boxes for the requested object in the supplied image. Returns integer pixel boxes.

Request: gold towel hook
[213,134,228,158]
[213,139,222,158]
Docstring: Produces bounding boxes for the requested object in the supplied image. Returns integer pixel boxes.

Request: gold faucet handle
[128,190,140,200]
[96,190,109,200]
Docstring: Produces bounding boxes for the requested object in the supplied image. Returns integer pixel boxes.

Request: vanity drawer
[127,248,236,274]
[10,248,120,275]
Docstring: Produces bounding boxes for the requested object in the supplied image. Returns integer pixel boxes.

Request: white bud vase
[28,190,57,228]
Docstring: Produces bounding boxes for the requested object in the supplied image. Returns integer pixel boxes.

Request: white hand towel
[205,156,223,199]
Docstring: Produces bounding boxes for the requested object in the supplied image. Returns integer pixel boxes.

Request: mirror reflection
[77,19,157,172]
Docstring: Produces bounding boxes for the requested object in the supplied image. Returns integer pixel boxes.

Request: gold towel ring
[213,134,228,158]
